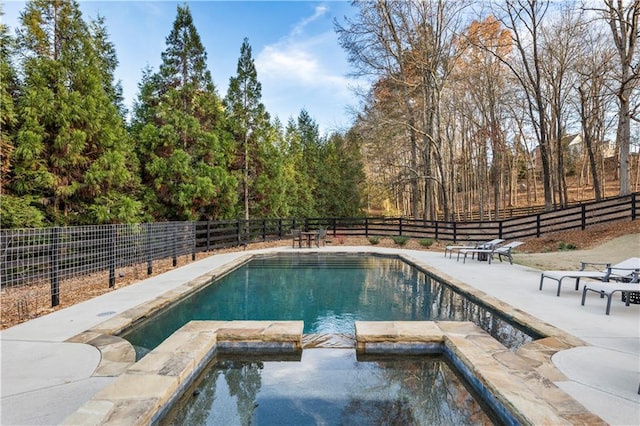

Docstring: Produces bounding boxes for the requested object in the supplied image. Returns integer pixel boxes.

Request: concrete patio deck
[1,246,639,425]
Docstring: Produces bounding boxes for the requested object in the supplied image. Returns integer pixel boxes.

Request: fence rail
[1,193,637,307]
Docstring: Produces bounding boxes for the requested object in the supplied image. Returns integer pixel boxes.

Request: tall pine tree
[282,117,314,218]
[12,0,141,225]
[225,38,272,220]
[131,4,236,221]
[252,119,288,218]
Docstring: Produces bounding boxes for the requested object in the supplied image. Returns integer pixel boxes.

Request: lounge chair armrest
[606,266,640,273]
[580,261,611,271]
[603,267,640,282]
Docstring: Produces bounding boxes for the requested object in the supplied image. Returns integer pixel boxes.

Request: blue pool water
[122,254,538,356]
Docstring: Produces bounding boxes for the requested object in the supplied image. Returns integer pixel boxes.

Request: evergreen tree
[319,131,365,217]
[0,6,16,186]
[297,110,323,216]
[131,4,237,221]
[11,0,141,225]
[89,15,125,114]
[0,4,46,227]
[225,37,271,220]
[252,120,288,218]
[284,110,365,218]
[282,117,315,218]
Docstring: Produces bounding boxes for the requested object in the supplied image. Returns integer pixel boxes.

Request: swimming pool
[122,253,539,357]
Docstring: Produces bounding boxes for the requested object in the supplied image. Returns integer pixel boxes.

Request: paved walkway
[1,247,639,425]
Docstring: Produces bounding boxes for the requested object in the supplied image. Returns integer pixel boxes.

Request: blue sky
[3,1,362,134]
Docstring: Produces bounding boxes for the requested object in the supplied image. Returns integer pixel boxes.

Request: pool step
[302,333,356,348]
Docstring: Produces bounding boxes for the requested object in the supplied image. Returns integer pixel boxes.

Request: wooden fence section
[191,193,638,246]
[437,193,634,222]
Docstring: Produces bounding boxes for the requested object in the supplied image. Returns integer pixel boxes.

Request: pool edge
[63,319,604,425]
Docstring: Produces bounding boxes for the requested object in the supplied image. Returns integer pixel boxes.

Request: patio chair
[315,228,329,247]
[291,229,302,248]
[444,238,504,258]
[581,272,640,315]
[457,241,524,264]
[540,257,640,297]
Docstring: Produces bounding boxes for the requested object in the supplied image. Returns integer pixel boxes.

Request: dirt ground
[2,220,638,330]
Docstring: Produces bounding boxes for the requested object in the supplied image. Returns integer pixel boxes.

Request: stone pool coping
[64,320,603,425]
[64,320,303,425]
[62,251,605,424]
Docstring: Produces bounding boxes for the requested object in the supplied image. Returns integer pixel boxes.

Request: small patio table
[301,231,318,248]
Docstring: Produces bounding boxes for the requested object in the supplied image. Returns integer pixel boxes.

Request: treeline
[0,1,365,228]
[336,1,639,220]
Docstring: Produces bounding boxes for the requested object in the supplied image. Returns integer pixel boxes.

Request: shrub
[391,235,409,246]
[558,242,577,251]
[418,238,435,248]
[368,236,380,245]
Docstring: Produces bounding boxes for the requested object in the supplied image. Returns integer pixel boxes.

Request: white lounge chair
[457,241,524,264]
[581,279,640,315]
[539,257,640,297]
[444,238,504,258]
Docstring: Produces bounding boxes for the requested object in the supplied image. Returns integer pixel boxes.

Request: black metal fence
[1,193,637,308]
[1,222,195,306]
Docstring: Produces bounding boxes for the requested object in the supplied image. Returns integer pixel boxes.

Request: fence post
[435,221,439,240]
[399,218,403,236]
[50,227,60,307]
[632,193,637,221]
[236,220,242,247]
[331,218,336,236]
[262,219,266,241]
[536,214,541,238]
[365,217,369,237]
[278,219,283,239]
[108,225,116,288]
[146,223,153,275]
[581,204,587,230]
[191,222,196,261]
[206,221,211,252]
[498,221,503,240]
[172,226,177,267]
[453,222,457,243]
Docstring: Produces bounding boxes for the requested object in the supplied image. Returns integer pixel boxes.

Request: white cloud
[291,5,329,36]
[254,6,355,126]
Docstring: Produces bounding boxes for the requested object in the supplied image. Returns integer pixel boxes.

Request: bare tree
[336,0,470,220]
[539,5,585,207]
[602,0,639,195]
[572,19,617,200]
[457,16,513,219]
[495,0,554,211]
[336,0,422,218]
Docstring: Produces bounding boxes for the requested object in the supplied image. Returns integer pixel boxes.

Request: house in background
[531,132,617,174]
[565,133,616,158]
